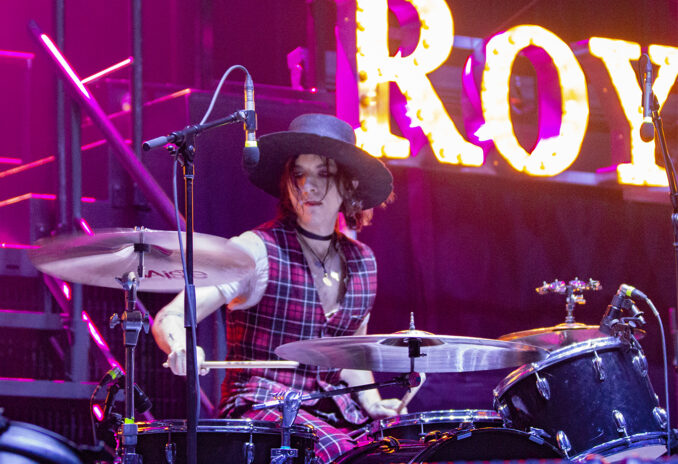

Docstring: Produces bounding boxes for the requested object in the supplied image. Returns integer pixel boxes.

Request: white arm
[151,231,268,375]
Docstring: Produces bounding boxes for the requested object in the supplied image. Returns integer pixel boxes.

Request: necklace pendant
[322,273,333,286]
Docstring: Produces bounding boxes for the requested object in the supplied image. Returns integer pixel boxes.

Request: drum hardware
[534,371,550,400]
[593,351,606,381]
[654,407,668,428]
[368,409,503,443]
[599,286,647,341]
[556,430,572,458]
[500,278,615,350]
[613,410,630,439]
[633,352,649,377]
[537,277,601,323]
[110,270,148,464]
[254,373,422,463]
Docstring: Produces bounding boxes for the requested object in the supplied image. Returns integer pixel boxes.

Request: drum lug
[494,399,513,427]
[653,407,668,429]
[243,441,255,464]
[556,430,571,458]
[613,409,630,438]
[633,352,649,377]
[535,372,551,400]
[165,442,176,464]
[592,351,606,381]
[528,427,552,440]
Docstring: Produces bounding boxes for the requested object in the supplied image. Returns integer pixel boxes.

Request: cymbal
[28,228,255,293]
[274,330,547,373]
[498,322,644,351]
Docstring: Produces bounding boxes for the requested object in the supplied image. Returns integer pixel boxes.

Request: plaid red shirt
[219,219,377,424]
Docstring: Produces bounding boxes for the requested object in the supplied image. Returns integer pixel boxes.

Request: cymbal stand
[255,373,422,464]
[109,270,149,463]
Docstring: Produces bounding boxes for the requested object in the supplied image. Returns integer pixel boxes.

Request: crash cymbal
[274,330,547,373]
[28,228,255,292]
[498,322,645,351]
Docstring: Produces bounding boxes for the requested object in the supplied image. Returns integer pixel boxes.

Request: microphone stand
[144,113,247,464]
[650,92,678,453]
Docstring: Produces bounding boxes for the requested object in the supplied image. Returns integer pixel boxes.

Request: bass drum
[368,409,502,441]
[0,419,83,464]
[133,419,317,464]
[410,427,562,462]
[333,427,562,463]
[494,337,667,461]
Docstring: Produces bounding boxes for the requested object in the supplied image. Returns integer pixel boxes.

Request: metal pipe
[29,21,185,230]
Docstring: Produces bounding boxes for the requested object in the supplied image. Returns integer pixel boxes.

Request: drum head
[411,428,562,462]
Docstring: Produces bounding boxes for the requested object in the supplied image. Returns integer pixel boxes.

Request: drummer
[152,113,402,463]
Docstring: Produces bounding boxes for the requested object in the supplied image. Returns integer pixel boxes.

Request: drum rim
[134,418,316,438]
[409,426,563,461]
[571,431,667,461]
[493,336,624,398]
[369,409,501,435]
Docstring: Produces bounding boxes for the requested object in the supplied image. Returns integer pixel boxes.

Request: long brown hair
[277,155,374,231]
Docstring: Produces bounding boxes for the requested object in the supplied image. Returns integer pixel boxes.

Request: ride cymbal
[275,330,547,373]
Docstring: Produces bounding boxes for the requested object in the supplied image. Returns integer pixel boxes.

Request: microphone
[600,287,626,335]
[640,54,655,143]
[242,74,259,172]
[619,283,648,300]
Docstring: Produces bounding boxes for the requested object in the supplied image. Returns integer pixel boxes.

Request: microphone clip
[600,291,646,343]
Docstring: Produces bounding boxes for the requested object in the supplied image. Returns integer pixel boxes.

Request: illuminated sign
[336,0,678,187]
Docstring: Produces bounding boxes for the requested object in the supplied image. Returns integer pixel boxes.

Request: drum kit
[10,228,670,464]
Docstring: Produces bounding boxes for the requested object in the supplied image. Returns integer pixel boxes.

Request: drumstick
[396,373,426,414]
[162,360,300,369]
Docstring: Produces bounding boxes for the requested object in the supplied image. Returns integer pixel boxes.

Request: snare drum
[368,409,502,441]
[494,337,667,461]
[132,419,317,464]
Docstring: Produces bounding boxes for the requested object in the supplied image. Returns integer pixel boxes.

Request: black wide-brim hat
[248,113,393,210]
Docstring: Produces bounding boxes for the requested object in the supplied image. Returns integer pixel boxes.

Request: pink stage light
[82,57,133,85]
[78,218,94,236]
[61,282,71,301]
[92,404,104,421]
[147,88,192,106]
[310,87,318,93]
[0,50,34,60]
[82,311,124,373]
[0,242,39,249]
[0,377,35,382]
[0,193,97,208]
[39,34,90,98]
[0,157,22,165]
[0,155,55,179]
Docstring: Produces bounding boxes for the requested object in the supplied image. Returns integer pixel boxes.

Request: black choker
[296,225,334,241]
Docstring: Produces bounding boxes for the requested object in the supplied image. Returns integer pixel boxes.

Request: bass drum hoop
[410,427,563,462]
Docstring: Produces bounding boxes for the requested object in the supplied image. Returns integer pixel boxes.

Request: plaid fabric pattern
[219,219,377,425]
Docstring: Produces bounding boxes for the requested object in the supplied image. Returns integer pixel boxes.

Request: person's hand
[165,346,209,376]
[364,398,405,419]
